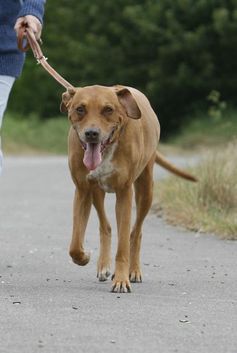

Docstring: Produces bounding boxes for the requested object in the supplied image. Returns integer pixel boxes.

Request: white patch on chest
[87,143,118,192]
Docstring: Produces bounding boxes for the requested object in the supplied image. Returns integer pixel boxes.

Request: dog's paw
[70,250,90,266]
[129,269,142,283]
[97,267,111,282]
[97,257,111,281]
[111,277,131,293]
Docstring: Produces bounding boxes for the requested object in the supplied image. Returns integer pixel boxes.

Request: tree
[8,0,237,135]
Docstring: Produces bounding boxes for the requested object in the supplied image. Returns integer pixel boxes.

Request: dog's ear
[116,88,141,119]
[60,87,76,113]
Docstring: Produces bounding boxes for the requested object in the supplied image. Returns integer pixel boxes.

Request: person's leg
[0,75,15,175]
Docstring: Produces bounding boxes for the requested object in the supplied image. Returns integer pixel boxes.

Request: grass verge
[169,108,237,150]
[153,141,237,239]
[1,113,69,154]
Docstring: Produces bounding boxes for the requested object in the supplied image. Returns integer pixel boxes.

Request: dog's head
[60,85,141,171]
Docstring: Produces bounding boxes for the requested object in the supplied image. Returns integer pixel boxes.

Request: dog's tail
[155,151,198,182]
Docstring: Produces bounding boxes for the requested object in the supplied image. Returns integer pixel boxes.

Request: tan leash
[17,24,74,90]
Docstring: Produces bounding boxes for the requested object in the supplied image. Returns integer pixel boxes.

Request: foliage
[207,90,226,121]
[8,0,237,135]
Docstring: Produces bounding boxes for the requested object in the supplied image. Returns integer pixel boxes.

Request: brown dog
[60,85,196,293]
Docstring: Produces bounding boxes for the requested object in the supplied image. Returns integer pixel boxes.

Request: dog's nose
[84,128,100,142]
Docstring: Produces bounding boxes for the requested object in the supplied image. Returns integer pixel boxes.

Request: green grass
[2,107,237,155]
[169,108,237,149]
[153,141,237,239]
[1,113,69,154]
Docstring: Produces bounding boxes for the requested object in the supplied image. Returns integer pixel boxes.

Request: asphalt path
[0,156,236,353]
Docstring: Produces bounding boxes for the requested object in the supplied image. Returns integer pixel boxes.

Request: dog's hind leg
[129,156,155,283]
[93,187,112,282]
[69,186,92,266]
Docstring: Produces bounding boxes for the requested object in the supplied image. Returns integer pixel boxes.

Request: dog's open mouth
[80,128,116,171]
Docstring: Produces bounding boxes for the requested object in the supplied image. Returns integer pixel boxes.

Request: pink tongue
[83,143,102,171]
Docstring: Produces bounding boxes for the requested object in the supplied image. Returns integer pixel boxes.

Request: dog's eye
[76,106,86,116]
[102,106,114,115]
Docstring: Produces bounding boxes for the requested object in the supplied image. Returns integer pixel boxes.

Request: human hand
[14,15,42,40]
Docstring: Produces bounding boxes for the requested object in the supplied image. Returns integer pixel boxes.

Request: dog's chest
[87,143,117,193]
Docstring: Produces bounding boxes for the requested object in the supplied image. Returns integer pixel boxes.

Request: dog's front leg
[112,186,133,293]
[92,187,112,282]
[69,187,92,266]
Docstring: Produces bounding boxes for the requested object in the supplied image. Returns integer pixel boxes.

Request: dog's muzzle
[78,126,117,171]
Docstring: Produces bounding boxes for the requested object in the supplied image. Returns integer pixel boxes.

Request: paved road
[0,156,236,353]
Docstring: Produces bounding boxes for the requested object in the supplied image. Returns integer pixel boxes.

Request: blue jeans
[0,75,15,175]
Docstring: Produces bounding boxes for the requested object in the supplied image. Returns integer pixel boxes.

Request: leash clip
[36,56,48,65]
